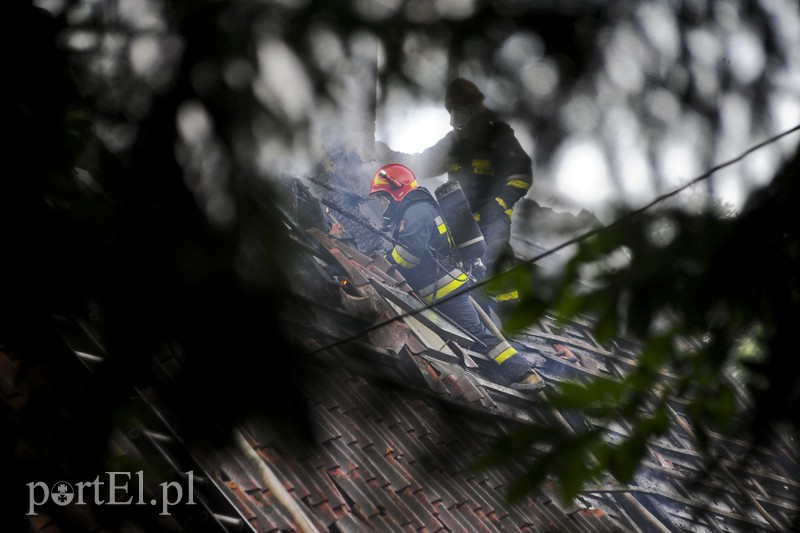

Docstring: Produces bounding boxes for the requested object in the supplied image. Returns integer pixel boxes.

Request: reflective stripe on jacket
[418,268,469,303]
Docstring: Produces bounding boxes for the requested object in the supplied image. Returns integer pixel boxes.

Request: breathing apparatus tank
[435,181,486,262]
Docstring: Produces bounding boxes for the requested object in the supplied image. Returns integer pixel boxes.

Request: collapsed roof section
[218,175,795,532]
[12,170,798,532]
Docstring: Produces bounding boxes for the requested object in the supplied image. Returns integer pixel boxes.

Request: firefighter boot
[487,339,545,392]
[509,369,545,392]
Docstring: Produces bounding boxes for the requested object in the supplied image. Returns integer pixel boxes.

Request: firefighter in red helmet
[369,163,544,392]
[376,78,531,320]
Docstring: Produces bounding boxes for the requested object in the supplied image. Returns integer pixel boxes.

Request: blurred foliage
[4,0,800,530]
[5,1,312,530]
[487,145,799,510]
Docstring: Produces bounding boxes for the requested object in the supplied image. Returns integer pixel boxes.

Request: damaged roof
[14,174,800,533]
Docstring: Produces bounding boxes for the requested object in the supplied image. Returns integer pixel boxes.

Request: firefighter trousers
[432,291,530,383]
[478,216,520,311]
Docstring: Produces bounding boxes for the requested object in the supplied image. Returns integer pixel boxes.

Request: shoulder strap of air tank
[396,187,436,220]
[398,189,466,275]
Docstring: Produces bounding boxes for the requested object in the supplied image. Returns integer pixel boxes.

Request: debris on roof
[194,173,797,532]
[10,167,799,532]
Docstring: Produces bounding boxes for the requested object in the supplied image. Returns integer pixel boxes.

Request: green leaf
[507,458,551,502]
[608,432,649,483]
[626,292,655,338]
[595,305,619,343]
[468,423,563,473]
[505,430,602,503]
[705,382,737,434]
[555,291,584,321]
[555,451,590,500]
[644,408,671,435]
[503,295,547,333]
[550,378,629,411]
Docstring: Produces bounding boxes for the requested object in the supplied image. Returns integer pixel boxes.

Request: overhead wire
[300,124,800,356]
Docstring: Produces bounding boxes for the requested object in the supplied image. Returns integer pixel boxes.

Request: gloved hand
[492,197,512,222]
[471,258,487,281]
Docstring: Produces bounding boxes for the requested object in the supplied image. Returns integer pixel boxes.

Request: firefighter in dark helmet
[368,163,544,392]
[376,78,531,317]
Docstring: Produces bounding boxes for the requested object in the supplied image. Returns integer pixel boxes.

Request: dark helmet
[444,78,484,112]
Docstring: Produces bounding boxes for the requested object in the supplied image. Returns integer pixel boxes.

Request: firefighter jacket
[392,111,532,226]
[382,188,531,383]
[384,188,469,303]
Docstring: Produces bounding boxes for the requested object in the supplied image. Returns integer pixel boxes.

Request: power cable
[300,124,800,356]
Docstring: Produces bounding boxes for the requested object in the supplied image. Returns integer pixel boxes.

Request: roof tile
[326,465,382,518]
[398,485,450,531]
[331,513,366,533]
[310,464,350,511]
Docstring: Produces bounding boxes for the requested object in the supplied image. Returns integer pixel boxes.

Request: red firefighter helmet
[369,163,418,202]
